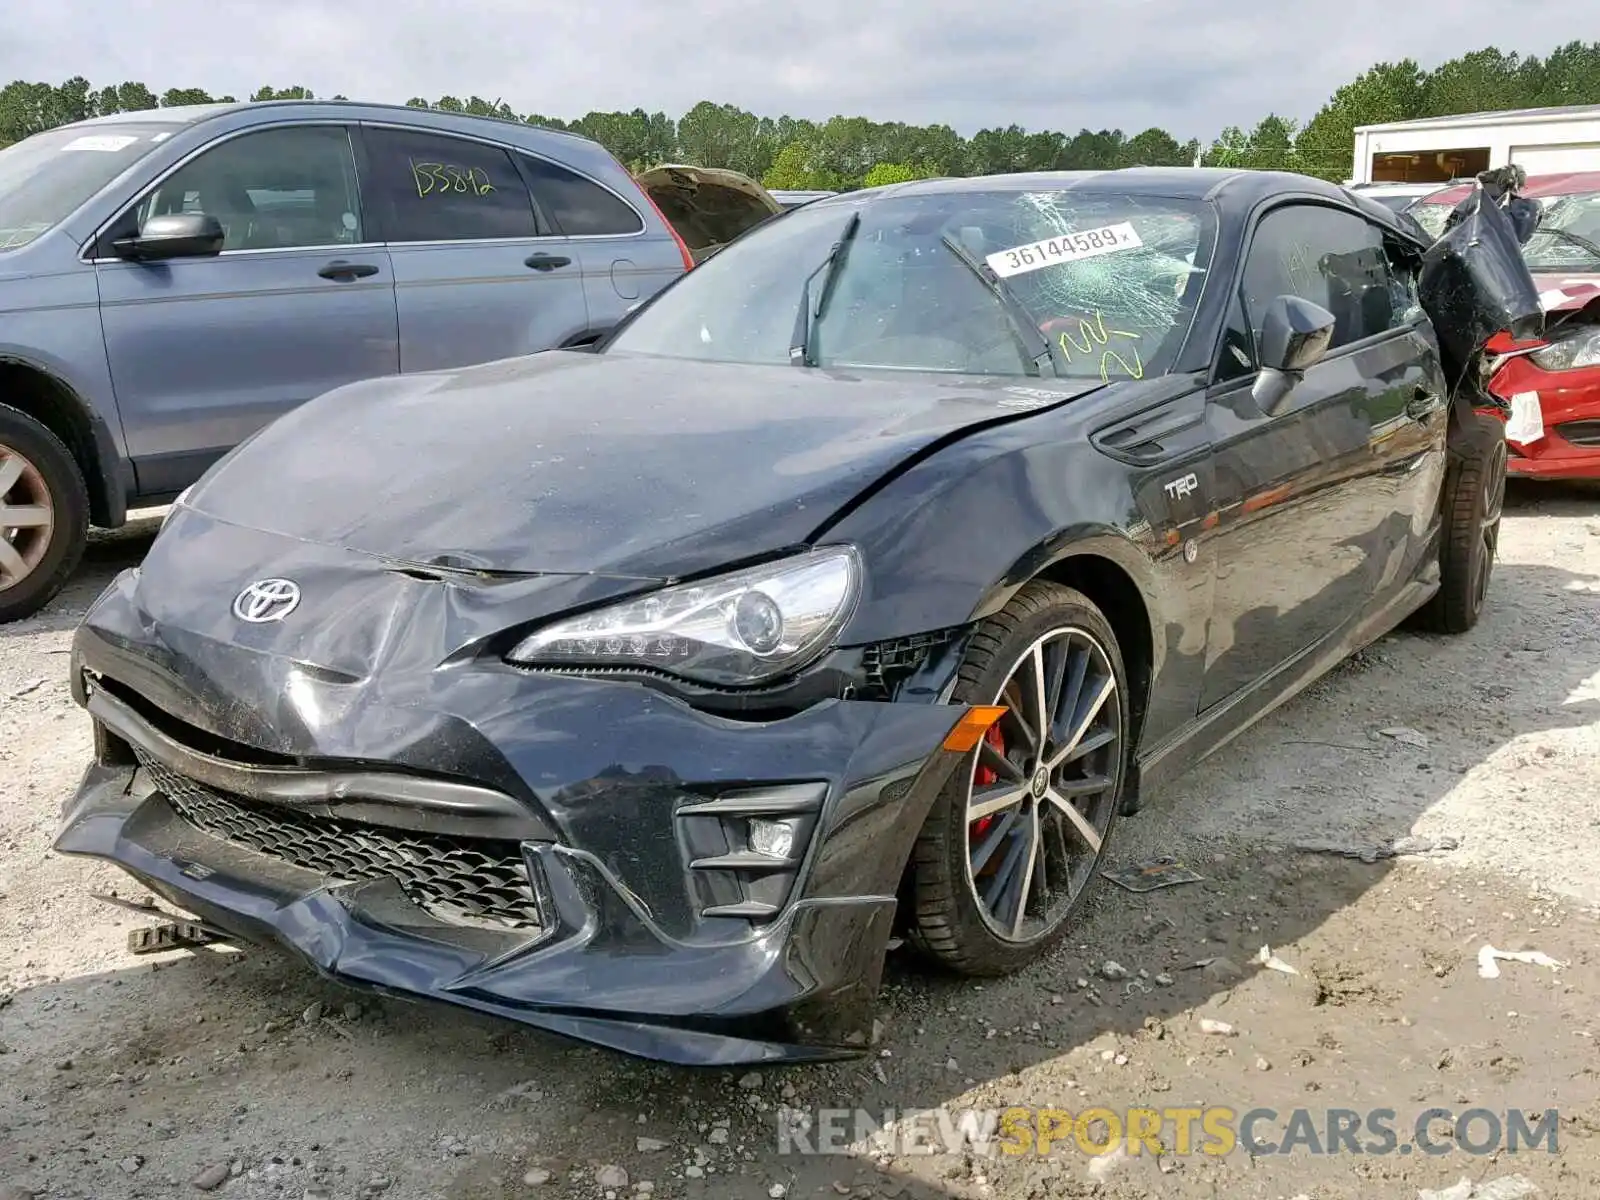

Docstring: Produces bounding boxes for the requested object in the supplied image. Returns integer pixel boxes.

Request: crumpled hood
[636,164,782,262]
[183,350,1094,582]
[1532,272,1600,314]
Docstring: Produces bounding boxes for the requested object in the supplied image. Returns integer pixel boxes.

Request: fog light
[750,817,797,859]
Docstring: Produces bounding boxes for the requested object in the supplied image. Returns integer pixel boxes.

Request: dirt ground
[3,484,1599,1200]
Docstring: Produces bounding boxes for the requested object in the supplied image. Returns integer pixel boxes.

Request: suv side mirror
[113,213,226,262]
[1251,294,1336,416]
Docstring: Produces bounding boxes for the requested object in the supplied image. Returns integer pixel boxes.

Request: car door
[1199,201,1446,710]
[514,152,680,332]
[357,124,590,372]
[94,123,399,497]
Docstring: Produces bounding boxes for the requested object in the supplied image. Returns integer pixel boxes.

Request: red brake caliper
[970,723,1006,842]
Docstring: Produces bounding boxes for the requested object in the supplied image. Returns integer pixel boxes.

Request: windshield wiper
[790,211,861,367]
[937,234,1063,378]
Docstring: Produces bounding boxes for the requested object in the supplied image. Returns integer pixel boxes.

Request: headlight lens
[1529,327,1600,371]
[507,546,862,687]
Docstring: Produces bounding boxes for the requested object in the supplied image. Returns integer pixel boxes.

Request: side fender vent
[1090,404,1205,466]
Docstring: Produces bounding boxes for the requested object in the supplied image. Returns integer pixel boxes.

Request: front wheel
[908,582,1129,976]
[0,404,89,624]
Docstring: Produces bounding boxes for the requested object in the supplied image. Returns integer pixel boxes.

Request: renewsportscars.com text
[775,1105,1560,1158]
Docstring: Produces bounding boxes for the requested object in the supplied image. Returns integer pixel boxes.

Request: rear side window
[519,155,643,236]
[1240,205,1407,350]
[364,127,537,243]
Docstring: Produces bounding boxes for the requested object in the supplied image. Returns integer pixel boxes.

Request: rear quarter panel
[518,133,688,333]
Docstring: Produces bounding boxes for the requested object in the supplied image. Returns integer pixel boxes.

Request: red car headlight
[1529,327,1600,371]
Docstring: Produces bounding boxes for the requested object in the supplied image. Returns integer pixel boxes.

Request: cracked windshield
[610,190,1213,382]
[1523,188,1600,271]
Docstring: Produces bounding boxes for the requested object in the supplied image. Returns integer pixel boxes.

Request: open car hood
[182,351,1099,581]
[636,164,783,263]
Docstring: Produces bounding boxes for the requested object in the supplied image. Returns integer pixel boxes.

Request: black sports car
[55,168,1541,1065]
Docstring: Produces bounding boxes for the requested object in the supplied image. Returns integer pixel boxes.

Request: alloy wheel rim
[1471,440,1508,610]
[0,443,55,594]
[963,626,1123,944]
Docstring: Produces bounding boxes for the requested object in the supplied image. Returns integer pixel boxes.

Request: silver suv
[0,101,694,621]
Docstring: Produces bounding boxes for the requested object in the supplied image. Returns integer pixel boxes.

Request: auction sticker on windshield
[987,222,1143,278]
[60,135,140,153]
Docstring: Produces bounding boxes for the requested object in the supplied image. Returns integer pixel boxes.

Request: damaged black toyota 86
[56,168,1543,1065]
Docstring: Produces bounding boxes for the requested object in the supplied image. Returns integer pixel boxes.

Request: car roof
[1416,170,1600,210]
[53,98,601,149]
[803,167,1418,239]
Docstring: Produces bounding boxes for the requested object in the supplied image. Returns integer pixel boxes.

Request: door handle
[1406,387,1437,421]
[318,260,380,281]
[524,253,571,271]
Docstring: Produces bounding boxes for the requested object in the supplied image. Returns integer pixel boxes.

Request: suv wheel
[0,404,89,624]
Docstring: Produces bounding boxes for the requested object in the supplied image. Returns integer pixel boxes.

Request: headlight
[1529,327,1600,371]
[507,546,862,687]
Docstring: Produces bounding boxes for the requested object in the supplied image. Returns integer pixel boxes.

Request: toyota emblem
[232,578,302,623]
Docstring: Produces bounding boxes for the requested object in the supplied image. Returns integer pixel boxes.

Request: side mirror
[1251,294,1336,416]
[113,213,226,262]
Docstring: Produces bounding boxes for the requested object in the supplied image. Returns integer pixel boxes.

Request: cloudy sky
[3,0,1570,139]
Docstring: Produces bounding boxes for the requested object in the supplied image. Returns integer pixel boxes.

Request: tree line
[2,41,1597,190]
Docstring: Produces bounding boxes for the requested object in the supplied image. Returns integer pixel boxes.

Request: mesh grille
[137,751,546,932]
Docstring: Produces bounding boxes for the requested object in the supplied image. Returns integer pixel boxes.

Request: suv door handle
[1406,388,1437,421]
[524,254,571,271]
[318,260,380,281]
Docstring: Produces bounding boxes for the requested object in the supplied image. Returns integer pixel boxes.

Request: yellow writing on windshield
[410,160,497,199]
[1054,311,1145,383]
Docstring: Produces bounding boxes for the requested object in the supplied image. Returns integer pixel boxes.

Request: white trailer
[1350,103,1600,185]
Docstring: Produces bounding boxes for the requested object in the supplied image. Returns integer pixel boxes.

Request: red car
[1412,172,1600,480]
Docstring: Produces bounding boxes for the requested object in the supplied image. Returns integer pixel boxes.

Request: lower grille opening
[138,752,547,933]
[1556,419,1600,448]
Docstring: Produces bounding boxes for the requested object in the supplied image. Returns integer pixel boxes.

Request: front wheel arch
[0,357,124,528]
[907,581,1131,974]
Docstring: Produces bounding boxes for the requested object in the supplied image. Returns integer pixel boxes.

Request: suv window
[137,126,364,252]
[1240,205,1408,351]
[519,154,643,236]
[364,127,537,242]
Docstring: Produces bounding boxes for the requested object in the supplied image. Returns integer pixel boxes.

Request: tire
[1413,413,1507,635]
[908,582,1129,976]
[0,404,89,624]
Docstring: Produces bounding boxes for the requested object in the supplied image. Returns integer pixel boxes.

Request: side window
[1240,205,1406,353]
[1383,241,1425,326]
[364,128,537,243]
[519,155,643,237]
[136,126,363,252]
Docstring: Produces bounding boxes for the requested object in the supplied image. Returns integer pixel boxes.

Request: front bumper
[1491,358,1600,480]
[54,572,974,1065]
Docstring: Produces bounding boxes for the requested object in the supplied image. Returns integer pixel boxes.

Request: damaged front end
[1417,166,1547,418]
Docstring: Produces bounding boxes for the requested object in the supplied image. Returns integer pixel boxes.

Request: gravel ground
[2,485,1599,1200]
